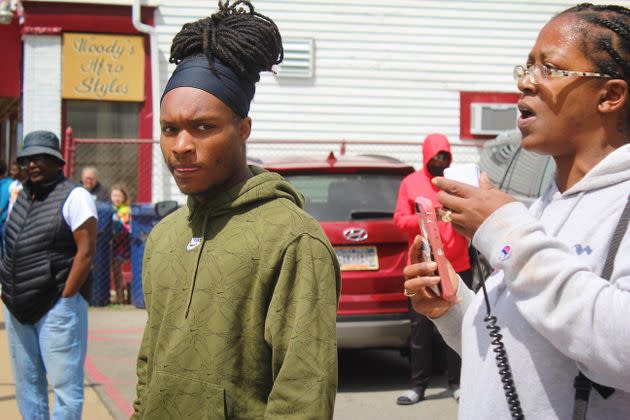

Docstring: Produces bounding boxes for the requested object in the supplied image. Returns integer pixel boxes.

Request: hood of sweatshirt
[530,143,630,238]
[181,165,305,317]
[422,133,451,178]
[563,144,630,196]
[186,165,304,223]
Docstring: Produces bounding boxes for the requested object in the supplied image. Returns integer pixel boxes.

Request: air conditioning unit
[470,103,518,135]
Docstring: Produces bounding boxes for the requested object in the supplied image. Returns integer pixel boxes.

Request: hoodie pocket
[143,371,227,420]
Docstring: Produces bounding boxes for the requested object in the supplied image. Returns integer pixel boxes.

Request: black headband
[161,56,255,118]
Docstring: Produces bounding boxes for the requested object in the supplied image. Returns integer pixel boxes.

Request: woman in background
[110,184,131,304]
[6,161,27,221]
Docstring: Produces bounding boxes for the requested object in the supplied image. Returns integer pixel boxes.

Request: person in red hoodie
[393,133,472,405]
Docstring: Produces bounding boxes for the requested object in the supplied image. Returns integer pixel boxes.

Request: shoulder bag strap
[601,195,630,282]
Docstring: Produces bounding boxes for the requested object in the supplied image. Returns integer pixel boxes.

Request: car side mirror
[154,200,179,220]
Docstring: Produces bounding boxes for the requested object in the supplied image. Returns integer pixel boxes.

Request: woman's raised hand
[403,235,461,319]
[433,172,516,239]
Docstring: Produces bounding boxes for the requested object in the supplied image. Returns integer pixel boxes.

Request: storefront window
[0,98,21,165]
[66,100,140,202]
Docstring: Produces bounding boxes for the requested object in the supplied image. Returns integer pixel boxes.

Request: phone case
[415,196,456,301]
[420,235,441,296]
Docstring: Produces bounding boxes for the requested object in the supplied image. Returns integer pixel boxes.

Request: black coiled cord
[474,247,525,419]
[483,312,525,419]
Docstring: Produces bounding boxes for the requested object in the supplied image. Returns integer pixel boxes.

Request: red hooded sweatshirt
[393,133,471,272]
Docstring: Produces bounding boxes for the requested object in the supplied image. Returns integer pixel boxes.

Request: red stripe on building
[0,15,22,98]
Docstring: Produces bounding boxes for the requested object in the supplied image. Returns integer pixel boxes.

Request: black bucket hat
[17,130,65,164]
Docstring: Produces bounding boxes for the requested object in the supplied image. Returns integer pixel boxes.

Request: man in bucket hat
[1,130,98,419]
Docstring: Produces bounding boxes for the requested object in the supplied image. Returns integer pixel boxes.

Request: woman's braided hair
[558,3,630,124]
[169,0,283,84]
[558,3,630,87]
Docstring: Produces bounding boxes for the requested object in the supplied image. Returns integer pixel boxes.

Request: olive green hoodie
[133,166,340,419]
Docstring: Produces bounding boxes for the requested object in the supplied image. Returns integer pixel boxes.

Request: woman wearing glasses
[403,4,630,419]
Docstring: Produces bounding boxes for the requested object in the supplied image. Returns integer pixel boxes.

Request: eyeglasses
[513,64,612,85]
[17,154,48,169]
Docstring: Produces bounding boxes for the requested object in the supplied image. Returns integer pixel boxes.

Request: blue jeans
[4,294,88,420]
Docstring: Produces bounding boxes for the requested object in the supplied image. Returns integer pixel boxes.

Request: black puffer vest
[0,175,91,324]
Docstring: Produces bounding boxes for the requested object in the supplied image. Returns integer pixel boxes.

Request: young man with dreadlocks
[403,3,630,419]
[132,2,340,418]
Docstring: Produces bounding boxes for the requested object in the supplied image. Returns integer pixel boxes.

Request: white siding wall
[153,0,628,201]
[23,35,62,142]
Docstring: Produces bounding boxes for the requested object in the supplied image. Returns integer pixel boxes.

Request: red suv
[262,153,415,349]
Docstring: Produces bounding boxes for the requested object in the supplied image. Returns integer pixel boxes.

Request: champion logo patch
[499,245,511,261]
[186,237,202,251]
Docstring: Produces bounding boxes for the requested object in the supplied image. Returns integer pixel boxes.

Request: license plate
[334,246,379,271]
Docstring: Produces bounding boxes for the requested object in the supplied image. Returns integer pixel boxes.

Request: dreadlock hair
[557,4,630,114]
[169,0,283,85]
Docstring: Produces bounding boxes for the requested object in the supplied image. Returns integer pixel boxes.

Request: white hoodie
[434,144,630,419]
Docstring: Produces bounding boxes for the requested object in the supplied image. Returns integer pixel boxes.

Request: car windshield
[283,173,404,221]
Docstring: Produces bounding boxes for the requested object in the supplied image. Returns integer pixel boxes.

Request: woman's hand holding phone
[403,235,461,319]
[433,172,516,239]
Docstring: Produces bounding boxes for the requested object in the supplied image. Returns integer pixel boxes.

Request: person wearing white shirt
[1,130,97,420]
[402,4,630,419]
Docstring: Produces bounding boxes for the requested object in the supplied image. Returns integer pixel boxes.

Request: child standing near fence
[110,184,131,304]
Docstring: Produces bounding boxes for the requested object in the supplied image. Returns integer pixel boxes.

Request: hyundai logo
[343,228,368,242]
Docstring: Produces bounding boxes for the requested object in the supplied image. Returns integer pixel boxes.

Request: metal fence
[62,128,154,203]
[63,129,155,307]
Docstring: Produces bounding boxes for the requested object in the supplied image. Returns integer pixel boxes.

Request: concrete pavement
[0,303,114,419]
[1,302,458,419]
[83,305,147,419]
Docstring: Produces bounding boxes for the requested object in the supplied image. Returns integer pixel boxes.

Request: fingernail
[429,262,437,270]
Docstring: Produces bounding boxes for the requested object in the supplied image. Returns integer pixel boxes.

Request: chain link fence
[64,132,155,308]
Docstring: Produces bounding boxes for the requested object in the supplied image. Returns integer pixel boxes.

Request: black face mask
[427,165,445,177]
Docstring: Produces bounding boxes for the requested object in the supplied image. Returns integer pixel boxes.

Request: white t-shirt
[7,179,23,218]
[62,187,98,231]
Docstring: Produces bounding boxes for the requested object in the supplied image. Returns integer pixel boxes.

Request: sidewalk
[2,303,457,420]
[0,302,116,420]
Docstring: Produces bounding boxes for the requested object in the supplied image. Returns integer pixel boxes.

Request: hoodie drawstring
[184,211,210,318]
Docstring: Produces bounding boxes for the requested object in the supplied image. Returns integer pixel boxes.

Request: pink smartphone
[415,196,456,301]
